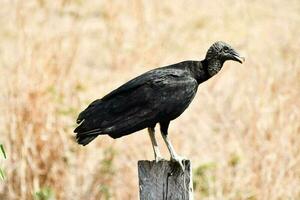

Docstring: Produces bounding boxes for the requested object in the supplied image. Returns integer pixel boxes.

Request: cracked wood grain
[138,160,193,200]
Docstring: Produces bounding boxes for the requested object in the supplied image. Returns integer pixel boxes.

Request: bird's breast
[153,82,198,121]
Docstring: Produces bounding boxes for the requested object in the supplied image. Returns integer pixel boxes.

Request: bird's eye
[223,46,229,51]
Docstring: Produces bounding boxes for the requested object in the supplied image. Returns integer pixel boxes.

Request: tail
[74,99,104,146]
[74,125,102,146]
[76,135,97,146]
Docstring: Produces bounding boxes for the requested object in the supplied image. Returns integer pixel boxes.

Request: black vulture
[74,41,244,170]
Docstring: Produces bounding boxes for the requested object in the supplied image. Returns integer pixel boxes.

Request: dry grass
[0,0,299,199]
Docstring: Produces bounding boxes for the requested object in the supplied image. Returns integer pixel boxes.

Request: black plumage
[74,41,244,168]
[75,62,203,142]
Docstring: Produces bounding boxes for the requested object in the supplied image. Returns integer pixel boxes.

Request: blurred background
[0,0,299,199]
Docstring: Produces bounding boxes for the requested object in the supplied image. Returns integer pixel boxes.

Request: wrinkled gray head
[205,41,244,76]
[206,41,244,64]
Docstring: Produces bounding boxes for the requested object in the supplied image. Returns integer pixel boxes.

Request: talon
[171,155,186,171]
[155,156,164,162]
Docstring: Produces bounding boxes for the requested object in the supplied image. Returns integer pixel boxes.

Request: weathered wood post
[138,160,193,200]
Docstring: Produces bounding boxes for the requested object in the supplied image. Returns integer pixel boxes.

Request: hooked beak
[231,51,245,64]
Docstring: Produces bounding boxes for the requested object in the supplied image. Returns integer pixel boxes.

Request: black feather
[74,42,244,145]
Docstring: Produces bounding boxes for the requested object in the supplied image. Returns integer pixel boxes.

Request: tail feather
[76,135,98,146]
[74,121,103,145]
[75,127,102,137]
[74,99,106,145]
[75,129,102,146]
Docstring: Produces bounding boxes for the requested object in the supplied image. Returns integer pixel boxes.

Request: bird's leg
[161,133,186,171]
[160,122,186,171]
[148,127,163,162]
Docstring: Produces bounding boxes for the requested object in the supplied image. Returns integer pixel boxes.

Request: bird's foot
[171,155,186,171]
[155,155,164,163]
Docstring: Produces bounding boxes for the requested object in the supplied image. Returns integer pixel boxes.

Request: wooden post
[138,160,193,200]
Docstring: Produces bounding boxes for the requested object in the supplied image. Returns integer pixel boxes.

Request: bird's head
[205,41,245,76]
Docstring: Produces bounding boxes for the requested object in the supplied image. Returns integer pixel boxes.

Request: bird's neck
[188,60,209,84]
[205,58,223,77]
[188,59,223,84]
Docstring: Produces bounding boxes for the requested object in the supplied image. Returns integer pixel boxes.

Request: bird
[74,41,244,170]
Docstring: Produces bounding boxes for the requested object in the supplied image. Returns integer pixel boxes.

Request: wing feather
[74,61,198,141]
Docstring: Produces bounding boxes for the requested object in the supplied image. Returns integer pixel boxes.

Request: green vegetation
[34,187,55,200]
[228,153,241,167]
[0,144,6,180]
[193,162,217,197]
[98,147,117,200]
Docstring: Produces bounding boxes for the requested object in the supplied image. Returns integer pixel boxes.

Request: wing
[76,65,187,123]
[149,73,198,121]
[75,61,198,139]
[101,72,198,138]
[101,62,188,101]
